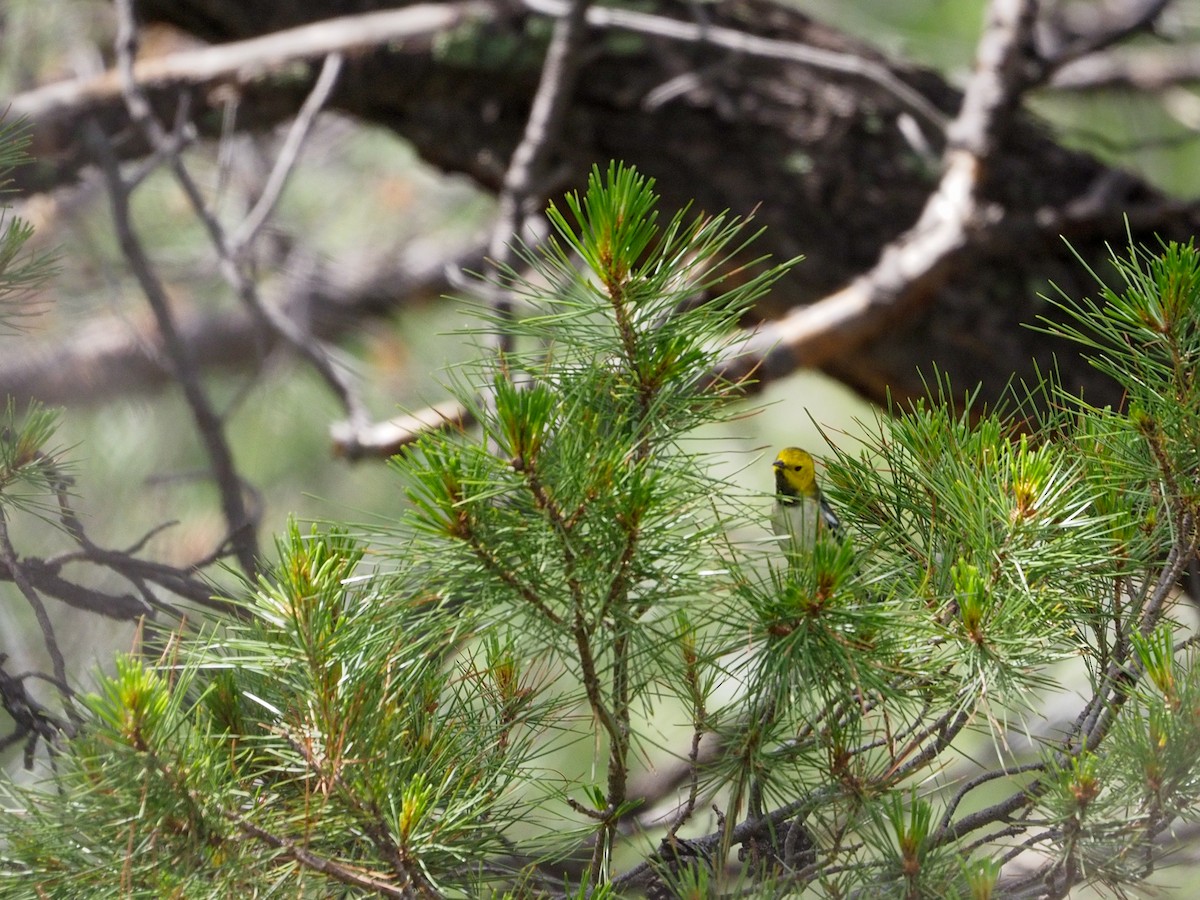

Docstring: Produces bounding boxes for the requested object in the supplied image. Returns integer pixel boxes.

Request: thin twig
[523,0,948,131]
[936,761,1046,834]
[230,813,421,898]
[0,655,71,767]
[487,0,593,351]
[83,118,260,579]
[665,660,708,838]
[112,0,369,435]
[0,509,79,725]
[40,477,225,614]
[330,0,1039,457]
[230,52,345,254]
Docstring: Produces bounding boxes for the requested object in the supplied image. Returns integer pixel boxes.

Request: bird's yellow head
[773,447,818,501]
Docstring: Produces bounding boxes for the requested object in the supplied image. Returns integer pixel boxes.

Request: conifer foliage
[3,164,1200,898]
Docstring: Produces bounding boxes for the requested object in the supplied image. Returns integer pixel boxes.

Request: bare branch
[10,0,1197,431]
[0,453,220,621]
[1,555,149,619]
[490,0,593,265]
[112,0,370,437]
[0,655,71,768]
[83,119,260,578]
[727,0,1039,381]
[1,227,485,409]
[334,0,1040,458]
[229,812,421,898]
[936,762,1046,835]
[524,0,949,132]
[332,400,473,461]
[0,510,78,725]
[487,0,593,353]
[10,3,494,126]
[230,52,345,254]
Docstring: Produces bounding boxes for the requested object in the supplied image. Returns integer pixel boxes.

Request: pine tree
[4,163,1200,898]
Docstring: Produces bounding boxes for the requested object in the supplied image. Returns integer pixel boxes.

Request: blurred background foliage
[3,0,1200,801]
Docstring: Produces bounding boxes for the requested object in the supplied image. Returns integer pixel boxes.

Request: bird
[772,446,842,551]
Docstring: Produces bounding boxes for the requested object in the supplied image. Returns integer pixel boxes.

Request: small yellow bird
[772,447,842,550]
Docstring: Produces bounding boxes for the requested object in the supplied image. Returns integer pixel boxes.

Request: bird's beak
[772,459,784,469]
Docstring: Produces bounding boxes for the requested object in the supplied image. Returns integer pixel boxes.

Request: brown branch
[229,51,345,254]
[10,3,494,126]
[105,0,263,578]
[489,0,591,258]
[2,309,268,407]
[42,542,228,614]
[935,761,1046,834]
[112,0,370,437]
[487,0,593,355]
[0,655,72,768]
[11,0,944,191]
[330,0,1041,458]
[3,555,149,619]
[84,119,260,578]
[230,813,423,898]
[331,400,471,460]
[738,0,1039,369]
[0,509,79,724]
[9,3,507,208]
[524,0,949,131]
[12,0,1198,428]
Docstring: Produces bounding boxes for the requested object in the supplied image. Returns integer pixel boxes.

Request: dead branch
[10,3,493,126]
[85,119,261,577]
[486,0,593,355]
[10,0,1200,447]
[333,0,1047,457]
